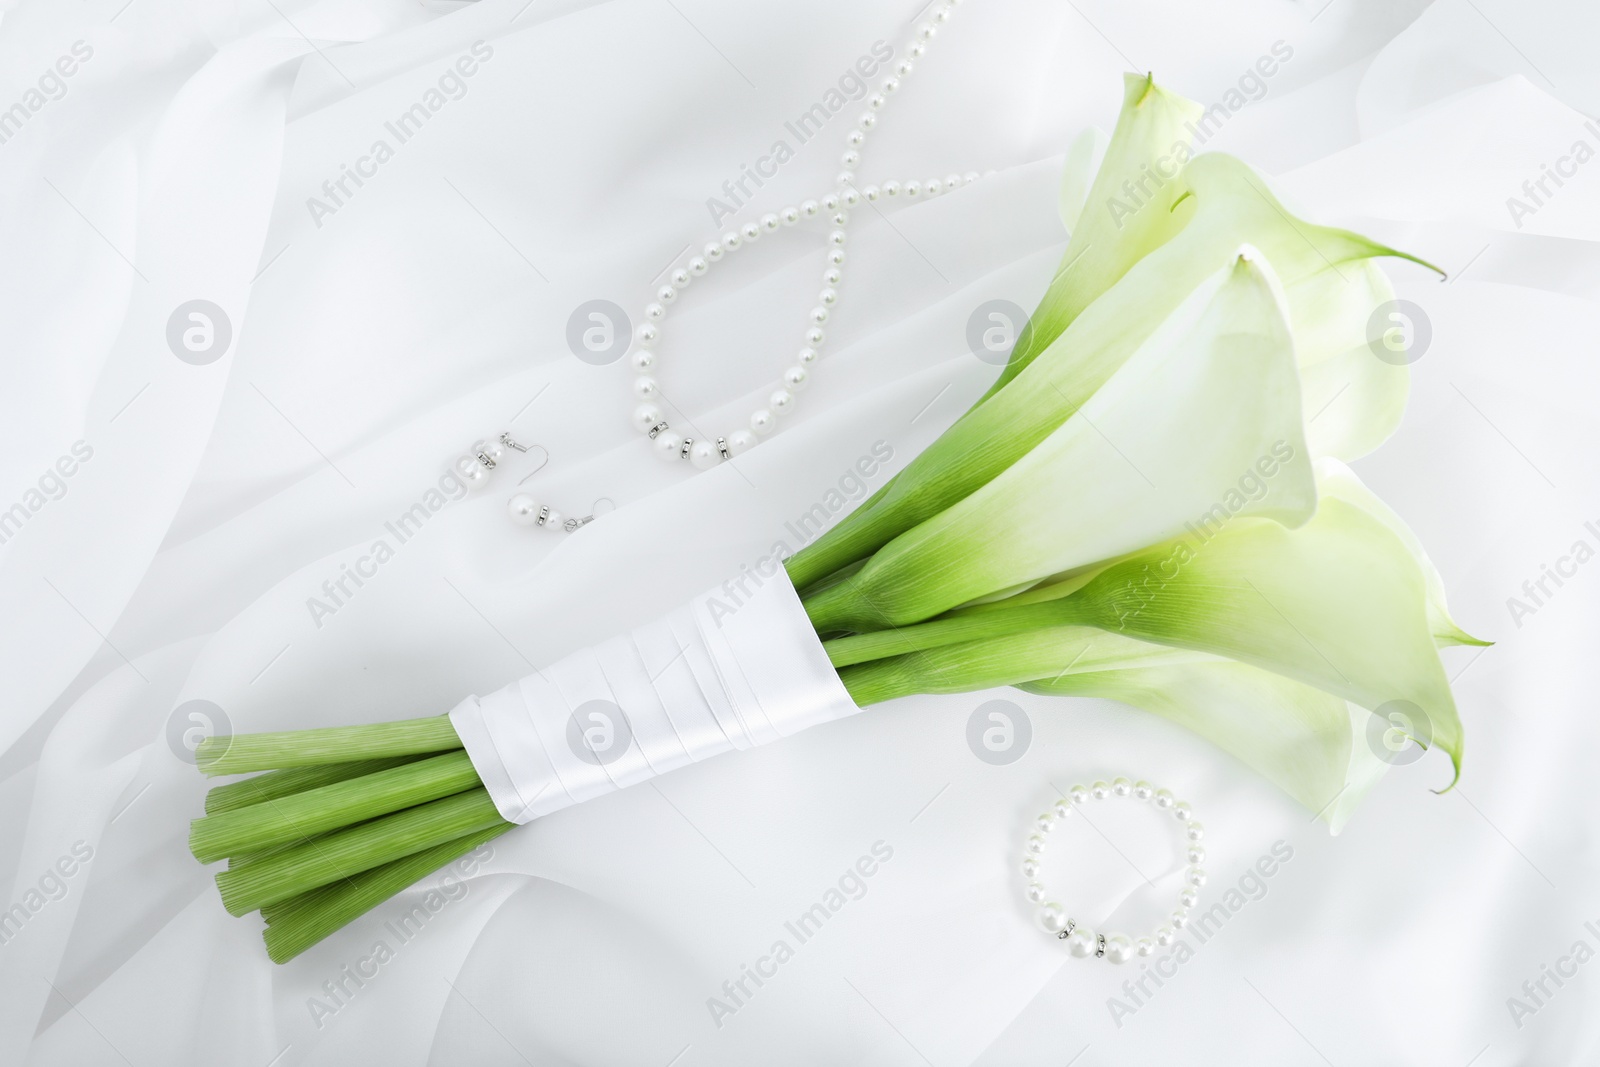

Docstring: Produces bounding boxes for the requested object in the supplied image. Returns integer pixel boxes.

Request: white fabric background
[1,0,1597,1064]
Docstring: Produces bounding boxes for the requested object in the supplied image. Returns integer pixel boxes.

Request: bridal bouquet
[189,74,1479,962]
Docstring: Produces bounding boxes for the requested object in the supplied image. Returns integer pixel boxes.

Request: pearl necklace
[1023,778,1207,963]
[459,0,980,529]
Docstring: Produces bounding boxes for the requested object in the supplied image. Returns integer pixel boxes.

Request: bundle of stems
[189,611,1001,961]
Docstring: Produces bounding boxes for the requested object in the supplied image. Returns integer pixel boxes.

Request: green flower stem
[821,600,1082,667]
[204,756,423,816]
[190,750,484,864]
[215,788,507,916]
[261,823,514,964]
[196,715,462,776]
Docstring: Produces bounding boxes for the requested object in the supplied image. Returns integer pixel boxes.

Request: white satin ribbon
[448,570,859,823]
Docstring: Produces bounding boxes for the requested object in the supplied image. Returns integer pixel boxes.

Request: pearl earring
[463,432,594,533]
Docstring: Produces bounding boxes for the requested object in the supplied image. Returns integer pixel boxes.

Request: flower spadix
[805,247,1316,631]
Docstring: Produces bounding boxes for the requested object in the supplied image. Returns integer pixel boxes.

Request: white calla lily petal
[1315,457,1488,648]
[809,249,1315,629]
[1060,488,1464,785]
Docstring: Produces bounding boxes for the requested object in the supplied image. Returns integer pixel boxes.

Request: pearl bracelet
[1022,778,1206,963]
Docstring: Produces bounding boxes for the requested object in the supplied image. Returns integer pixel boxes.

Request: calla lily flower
[788,77,1438,591]
[837,625,1386,832]
[825,459,1474,795]
[804,248,1317,629]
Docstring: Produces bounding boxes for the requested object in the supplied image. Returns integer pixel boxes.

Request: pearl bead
[704,242,723,261]
[1052,798,1072,819]
[689,256,709,275]
[867,93,886,110]
[1185,822,1204,842]
[828,230,847,247]
[819,287,838,306]
[822,193,840,211]
[461,462,490,490]
[863,185,880,201]
[1135,937,1155,957]
[784,366,808,390]
[1040,904,1069,934]
[741,222,761,242]
[1171,909,1189,929]
[910,42,926,57]
[1035,812,1053,833]
[896,60,914,77]
[750,409,775,435]
[644,302,665,321]
[945,173,962,190]
[1186,866,1207,887]
[965,170,980,184]
[841,150,860,168]
[857,113,875,130]
[800,199,819,217]
[1173,802,1192,821]
[690,440,721,470]
[1021,857,1040,878]
[1090,780,1110,800]
[1112,777,1132,796]
[632,402,664,433]
[721,231,741,251]
[670,269,691,288]
[1133,781,1154,801]
[633,376,658,399]
[809,306,829,324]
[479,437,505,463]
[1066,926,1097,957]
[726,430,756,455]
[636,324,658,348]
[904,181,921,198]
[827,249,845,266]
[917,21,936,38]
[760,212,780,232]
[658,284,677,303]
[831,211,849,227]
[822,267,841,285]
[1024,834,1044,855]
[835,170,855,188]
[797,346,818,363]
[1154,789,1175,809]
[925,178,943,197]
[935,4,951,20]
[1187,846,1205,865]
[1155,925,1175,946]
[781,206,800,226]
[769,388,794,413]
[1179,888,1199,909]
[805,327,825,345]
[540,507,564,529]
[1069,785,1089,805]
[882,77,900,94]
[1104,934,1134,964]
[631,349,655,372]
[507,493,539,526]
[1025,882,1047,904]
[847,129,865,146]
[883,180,900,197]
[652,431,683,461]
[841,188,860,208]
